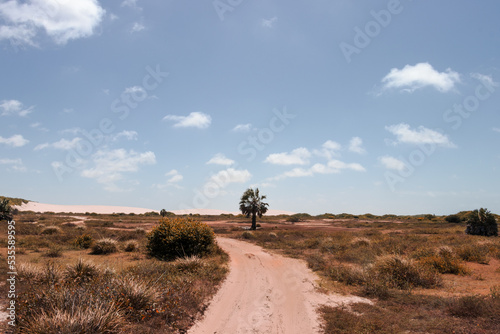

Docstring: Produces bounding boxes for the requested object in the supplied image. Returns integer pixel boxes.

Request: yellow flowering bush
[146,217,215,260]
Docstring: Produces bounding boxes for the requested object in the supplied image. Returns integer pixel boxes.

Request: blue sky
[1,0,499,215]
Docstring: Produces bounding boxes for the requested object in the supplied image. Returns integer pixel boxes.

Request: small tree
[239,188,269,230]
[160,209,167,217]
[0,198,13,222]
[465,208,498,237]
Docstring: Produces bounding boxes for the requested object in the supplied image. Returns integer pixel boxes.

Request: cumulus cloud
[379,156,406,171]
[81,148,156,192]
[34,137,81,151]
[348,137,366,154]
[0,158,26,171]
[232,123,252,132]
[265,148,311,165]
[207,153,235,166]
[381,62,460,93]
[313,140,341,160]
[208,168,251,187]
[154,169,183,189]
[121,0,141,9]
[386,123,455,147]
[272,159,365,181]
[163,111,212,129]
[112,130,138,142]
[131,22,144,33]
[0,134,29,147]
[0,0,106,46]
[0,99,34,116]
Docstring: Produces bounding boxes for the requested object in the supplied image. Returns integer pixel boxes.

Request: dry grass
[2,213,229,333]
[221,217,500,334]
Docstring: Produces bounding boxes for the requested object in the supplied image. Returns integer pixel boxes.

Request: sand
[13,201,294,216]
[188,237,371,334]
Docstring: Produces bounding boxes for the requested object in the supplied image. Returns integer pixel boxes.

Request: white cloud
[155,169,183,189]
[121,0,141,9]
[165,169,183,183]
[381,62,460,93]
[0,158,26,171]
[81,149,156,192]
[386,123,455,147]
[163,111,212,129]
[313,140,341,160]
[327,159,366,172]
[0,99,34,116]
[34,137,81,151]
[272,159,365,181]
[261,16,277,28]
[348,137,366,154]
[207,153,235,166]
[379,156,406,171]
[62,108,74,113]
[131,22,144,33]
[113,130,138,141]
[208,168,251,187]
[471,73,499,87]
[493,128,500,133]
[232,123,252,132]
[265,147,311,165]
[0,0,106,46]
[0,134,29,147]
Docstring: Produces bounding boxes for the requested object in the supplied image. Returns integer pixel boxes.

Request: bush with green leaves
[146,217,215,260]
[465,208,498,236]
[74,234,93,249]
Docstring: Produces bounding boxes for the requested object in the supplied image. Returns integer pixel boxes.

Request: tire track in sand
[188,237,371,334]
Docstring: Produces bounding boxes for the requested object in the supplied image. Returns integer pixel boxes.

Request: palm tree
[0,198,13,222]
[239,188,269,230]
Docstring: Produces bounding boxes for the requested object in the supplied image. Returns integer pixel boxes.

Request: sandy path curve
[188,237,370,334]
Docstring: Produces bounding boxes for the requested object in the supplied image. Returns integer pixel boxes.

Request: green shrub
[445,215,462,223]
[419,246,469,275]
[74,234,93,249]
[465,208,498,236]
[91,238,118,255]
[146,217,215,261]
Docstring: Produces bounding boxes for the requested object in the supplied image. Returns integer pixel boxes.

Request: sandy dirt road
[188,237,370,334]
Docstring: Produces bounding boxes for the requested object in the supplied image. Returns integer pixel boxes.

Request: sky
[1,0,500,215]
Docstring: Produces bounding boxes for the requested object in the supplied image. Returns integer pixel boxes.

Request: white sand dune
[13,201,294,216]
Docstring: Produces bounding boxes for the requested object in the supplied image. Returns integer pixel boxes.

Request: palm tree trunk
[251,212,257,230]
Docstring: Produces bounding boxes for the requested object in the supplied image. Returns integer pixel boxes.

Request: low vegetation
[0,212,228,333]
[221,212,500,334]
[146,217,216,260]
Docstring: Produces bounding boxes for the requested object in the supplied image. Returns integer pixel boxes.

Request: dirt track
[188,237,370,334]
